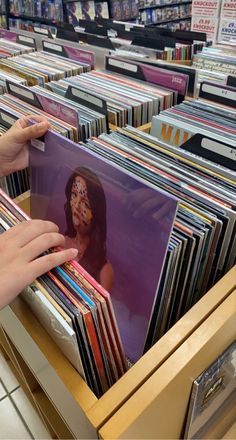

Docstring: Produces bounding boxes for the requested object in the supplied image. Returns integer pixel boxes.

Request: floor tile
[0,352,19,392]
[0,396,31,439]
[11,388,51,440]
[0,380,7,400]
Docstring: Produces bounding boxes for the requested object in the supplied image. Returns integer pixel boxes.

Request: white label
[202,83,236,100]
[192,0,221,16]
[34,27,48,35]
[18,35,34,44]
[108,58,138,72]
[201,138,236,161]
[35,289,74,334]
[31,139,45,152]
[71,88,103,108]
[43,41,62,52]
[0,218,10,230]
[1,113,16,125]
[8,84,35,101]
[191,16,218,40]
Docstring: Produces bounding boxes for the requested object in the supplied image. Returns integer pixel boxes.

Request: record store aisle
[0,350,51,439]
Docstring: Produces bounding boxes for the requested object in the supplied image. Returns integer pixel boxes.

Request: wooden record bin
[0,191,235,439]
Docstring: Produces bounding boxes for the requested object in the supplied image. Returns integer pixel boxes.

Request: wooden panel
[0,304,97,439]
[109,123,151,133]
[86,266,236,428]
[32,387,74,439]
[14,190,30,215]
[1,266,234,432]
[99,291,236,439]
[222,422,236,439]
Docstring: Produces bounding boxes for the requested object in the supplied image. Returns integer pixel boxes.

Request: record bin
[0,190,235,439]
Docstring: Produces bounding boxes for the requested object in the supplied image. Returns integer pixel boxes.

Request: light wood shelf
[99,290,236,439]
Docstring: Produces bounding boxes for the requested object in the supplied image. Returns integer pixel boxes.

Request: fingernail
[70,248,78,257]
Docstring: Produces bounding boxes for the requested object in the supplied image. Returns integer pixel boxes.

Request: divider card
[30,129,178,363]
[199,82,236,108]
[181,134,236,172]
[42,40,95,68]
[0,29,36,49]
[65,85,109,132]
[105,56,189,100]
[6,81,80,131]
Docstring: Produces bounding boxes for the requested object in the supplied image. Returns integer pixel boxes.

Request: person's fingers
[11,219,59,247]
[28,248,78,281]
[23,232,66,261]
[16,120,50,143]
[125,189,154,212]
[133,198,163,219]
[0,219,28,240]
[17,115,50,129]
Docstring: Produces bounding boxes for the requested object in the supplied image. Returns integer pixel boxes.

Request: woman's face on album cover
[70,176,93,232]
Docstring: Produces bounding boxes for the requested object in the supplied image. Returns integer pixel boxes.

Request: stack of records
[0,38,34,59]
[0,80,108,143]
[29,127,178,365]
[0,189,127,397]
[125,57,233,98]
[46,69,175,127]
[0,163,29,199]
[192,46,236,76]
[82,125,236,345]
[0,49,92,88]
[151,85,236,148]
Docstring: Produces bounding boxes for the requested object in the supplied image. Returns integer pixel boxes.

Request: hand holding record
[0,115,50,177]
[0,220,78,310]
[124,187,175,226]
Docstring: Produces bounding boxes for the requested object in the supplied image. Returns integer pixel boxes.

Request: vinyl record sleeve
[30,128,177,362]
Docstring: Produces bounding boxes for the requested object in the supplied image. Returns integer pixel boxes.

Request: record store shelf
[0,191,235,439]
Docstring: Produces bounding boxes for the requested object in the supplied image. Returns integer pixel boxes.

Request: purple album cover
[30,130,178,362]
[0,30,17,41]
[43,40,95,67]
[106,56,189,96]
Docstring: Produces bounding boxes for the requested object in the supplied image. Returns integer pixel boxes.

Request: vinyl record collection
[192,45,236,75]
[151,83,236,148]
[0,188,127,396]
[0,20,235,404]
[46,68,176,127]
[82,119,235,344]
[0,36,34,58]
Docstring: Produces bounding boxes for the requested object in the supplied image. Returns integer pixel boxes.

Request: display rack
[0,0,7,28]
[0,190,235,439]
[139,0,192,30]
[8,0,64,33]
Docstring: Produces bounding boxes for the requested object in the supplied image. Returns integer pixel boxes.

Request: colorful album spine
[69,259,127,372]
[0,188,30,220]
[48,270,109,394]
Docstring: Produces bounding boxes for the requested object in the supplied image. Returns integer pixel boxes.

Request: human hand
[0,115,50,177]
[125,187,174,221]
[0,220,78,309]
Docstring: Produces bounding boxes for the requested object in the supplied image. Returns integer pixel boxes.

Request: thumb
[17,120,50,143]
